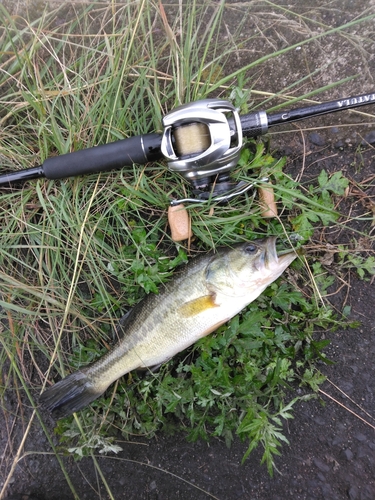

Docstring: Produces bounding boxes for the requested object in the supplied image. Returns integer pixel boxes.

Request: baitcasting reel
[161,99,262,205]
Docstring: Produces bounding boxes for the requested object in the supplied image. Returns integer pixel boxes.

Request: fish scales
[40,237,297,418]
[85,253,215,391]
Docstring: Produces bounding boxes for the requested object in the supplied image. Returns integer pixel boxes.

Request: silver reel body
[160,99,268,204]
[161,99,243,185]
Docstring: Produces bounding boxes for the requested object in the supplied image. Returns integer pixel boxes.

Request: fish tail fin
[39,371,103,419]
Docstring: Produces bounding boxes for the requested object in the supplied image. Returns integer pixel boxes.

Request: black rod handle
[43,133,163,179]
[0,133,163,186]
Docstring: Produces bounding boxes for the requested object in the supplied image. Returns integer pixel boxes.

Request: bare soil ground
[1,1,375,499]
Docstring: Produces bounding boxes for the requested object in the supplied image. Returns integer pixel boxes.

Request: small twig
[0,411,36,500]
[295,127,306,183]
[318,388,375,431]
[326,378,375,422]
[94,455,222,500]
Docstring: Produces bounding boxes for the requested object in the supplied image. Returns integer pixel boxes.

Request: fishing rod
[1,92,374,204]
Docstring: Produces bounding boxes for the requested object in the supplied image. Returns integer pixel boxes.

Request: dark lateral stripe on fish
[39,371,102,419]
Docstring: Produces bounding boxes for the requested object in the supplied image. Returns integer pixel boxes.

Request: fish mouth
[264,236,297,269]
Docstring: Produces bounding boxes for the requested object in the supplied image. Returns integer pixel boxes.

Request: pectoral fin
[179,294,218,317]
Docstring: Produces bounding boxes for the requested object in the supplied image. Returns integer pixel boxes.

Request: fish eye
[244,243,257,254]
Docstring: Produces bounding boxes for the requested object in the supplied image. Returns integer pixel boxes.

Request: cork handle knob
[168,204,193,241]
[258,184,278,218]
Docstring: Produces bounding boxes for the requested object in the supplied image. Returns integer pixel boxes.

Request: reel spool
[161,99,243,200]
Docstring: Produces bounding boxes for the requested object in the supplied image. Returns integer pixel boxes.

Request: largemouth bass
[40,237,297,418]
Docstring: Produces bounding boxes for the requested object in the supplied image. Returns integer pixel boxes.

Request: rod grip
[42,133,163,179]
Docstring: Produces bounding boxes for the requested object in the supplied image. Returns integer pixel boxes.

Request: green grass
[0,1,374,496]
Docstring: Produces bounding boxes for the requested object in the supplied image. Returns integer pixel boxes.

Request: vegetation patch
[0,2,374,494]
